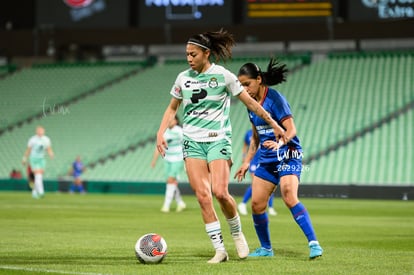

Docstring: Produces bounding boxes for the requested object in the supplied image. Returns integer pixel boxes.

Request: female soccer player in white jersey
[156,29,286,264]
[234,59,323,259]
[151,115,186,213]
[22,126,54,199]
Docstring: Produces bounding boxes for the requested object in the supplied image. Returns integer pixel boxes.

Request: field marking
[0,265,111,275]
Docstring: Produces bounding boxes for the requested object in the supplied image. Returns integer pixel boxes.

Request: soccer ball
[134,233,167,264]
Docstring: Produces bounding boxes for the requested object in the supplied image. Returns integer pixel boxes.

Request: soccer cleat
[309,243,323,259]
[268,207,277,216]
[248,247,274,257]
[232,232,249,259]
[207,250,229,264]
[176,201,186,212]
[160,206,170,213]
[238,203,248,216]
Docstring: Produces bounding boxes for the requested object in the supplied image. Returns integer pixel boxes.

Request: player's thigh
[209,159,231,196]
[185,158,211,196]
[251,176,276,209]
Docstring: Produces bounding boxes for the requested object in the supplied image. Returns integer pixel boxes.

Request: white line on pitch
[0,265,112,275]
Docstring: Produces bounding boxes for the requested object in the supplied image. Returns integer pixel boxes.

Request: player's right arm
[156,97,181,157]
[234,126,259,182]
[237,90,287,143]
[150,147,160,168]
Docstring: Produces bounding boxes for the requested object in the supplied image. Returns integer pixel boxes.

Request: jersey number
[190,88,207,103]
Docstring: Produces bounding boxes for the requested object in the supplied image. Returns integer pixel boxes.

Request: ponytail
[187,29,235,62]
[238,57,288,86]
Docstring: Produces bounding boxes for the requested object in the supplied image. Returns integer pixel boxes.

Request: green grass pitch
[0,191,413,275]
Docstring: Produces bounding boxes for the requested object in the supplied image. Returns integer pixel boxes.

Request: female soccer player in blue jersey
[69,156,86,194]
[156,29,286,264]
[234,59,323,259]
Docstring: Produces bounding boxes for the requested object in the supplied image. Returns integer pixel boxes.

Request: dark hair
[187,29,235,62]
[238,58,288,86]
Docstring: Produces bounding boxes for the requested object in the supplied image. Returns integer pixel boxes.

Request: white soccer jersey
[28,135,51,158]
[170,63,243,142]
[163,125,184,162]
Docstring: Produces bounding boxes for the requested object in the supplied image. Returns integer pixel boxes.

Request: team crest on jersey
[208,77,218,88]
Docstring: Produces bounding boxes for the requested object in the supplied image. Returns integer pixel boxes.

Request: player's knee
[251,200,267,214]
[196,190,213,206]
[212,189,230,202]
[283,197,299,208]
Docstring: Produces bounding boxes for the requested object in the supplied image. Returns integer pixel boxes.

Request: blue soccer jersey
[72,161,84,178]
[248,87,302,164]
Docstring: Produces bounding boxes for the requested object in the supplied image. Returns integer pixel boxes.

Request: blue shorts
[254,158,302,185]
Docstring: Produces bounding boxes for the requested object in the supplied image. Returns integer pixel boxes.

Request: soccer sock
[69,184,75,193]
[242,186,252,203]
[226,215,242,237]
[252,213,272,249]
[174,185,183,204]
[268,193,274,208]
[77,184,85,193]
[290,202,317,242]
[34,173,44,196]
[163,183,175,209]
[205,221,226,252]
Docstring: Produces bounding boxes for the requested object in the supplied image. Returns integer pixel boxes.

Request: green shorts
[182,138,232,163]
[164,160,184,179]
[29,157,46,170]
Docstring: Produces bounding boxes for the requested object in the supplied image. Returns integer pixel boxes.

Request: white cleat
[176,202,186,212]
[268,207,277,216]
[233,232,249,259]
[207,251,229,264]
[160,206,170,213]
[238,203,248,216]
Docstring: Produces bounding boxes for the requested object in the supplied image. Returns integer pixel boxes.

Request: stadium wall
[1,179,412,201]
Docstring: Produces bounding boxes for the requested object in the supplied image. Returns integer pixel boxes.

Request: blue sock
[252,213,271,249]
[290,202,317,242]
[242,186,252,203]
[268,193,274,207]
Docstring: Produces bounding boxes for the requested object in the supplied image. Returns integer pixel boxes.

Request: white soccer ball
[134,233,167,264]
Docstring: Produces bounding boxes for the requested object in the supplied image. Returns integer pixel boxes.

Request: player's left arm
[47,146,54,160]
[22,147,31,165]
[281,117,296,142]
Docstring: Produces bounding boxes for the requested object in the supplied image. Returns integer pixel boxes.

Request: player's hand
[272,124,287,145]
[263,139,284,151]
[234,163,249,182]
[156,134,168,157]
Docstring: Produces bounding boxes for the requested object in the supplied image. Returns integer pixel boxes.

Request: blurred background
[0,0,413,199]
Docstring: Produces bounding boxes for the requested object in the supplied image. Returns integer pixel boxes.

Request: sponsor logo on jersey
[185,80,204,88]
